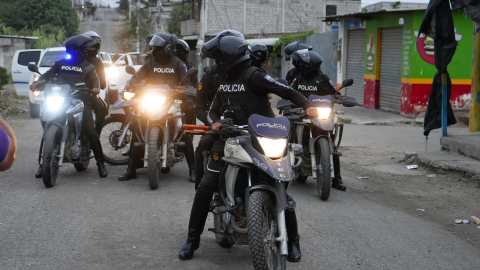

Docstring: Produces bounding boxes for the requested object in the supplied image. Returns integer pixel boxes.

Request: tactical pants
[91,97,108,135]
[194,134,217,189]
[83,101,105,163]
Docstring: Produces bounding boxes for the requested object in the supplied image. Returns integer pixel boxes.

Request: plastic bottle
[471,216,480,224]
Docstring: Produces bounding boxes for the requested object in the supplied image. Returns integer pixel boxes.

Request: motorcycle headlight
[258,137,287,159]
[317,107,332,120]
[46,96,64,111]
[34,76,39,82]
[33,90,41,97]
[143,93,166,111]
[106,67,117,78]
[123,91,135,100]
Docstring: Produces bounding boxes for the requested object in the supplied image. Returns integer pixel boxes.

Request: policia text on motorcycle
[30,34,108,178]
[178,30,319,262]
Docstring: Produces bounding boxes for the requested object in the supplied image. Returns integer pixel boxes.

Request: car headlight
[317,107,332,120]
[143,93,166,111]
[258,137,287,159]
[33,90,41,97]
[46,96,64,111]
[123,91,135,100]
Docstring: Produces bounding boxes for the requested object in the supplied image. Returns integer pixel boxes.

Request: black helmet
[291,50,323,75]
[200,29,245,59]
[284,41,313,56]
[146,32,177,54]
[65,34,97,61]
[83,31,101,46]
[249,42,268,68]
[175,39,190,62]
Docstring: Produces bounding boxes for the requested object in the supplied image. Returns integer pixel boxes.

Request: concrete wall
[205,0,361,35]
[0,37,34,74]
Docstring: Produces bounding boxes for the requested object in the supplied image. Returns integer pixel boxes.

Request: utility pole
[129,0,132,19]
[137,2,140,53]
[470,23,480,132]
[197,0,205,78]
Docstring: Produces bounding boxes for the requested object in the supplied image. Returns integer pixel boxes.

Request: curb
[405,151,480,177]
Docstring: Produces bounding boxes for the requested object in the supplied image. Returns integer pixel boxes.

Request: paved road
[80,8,123,53]
[1,114,479,269]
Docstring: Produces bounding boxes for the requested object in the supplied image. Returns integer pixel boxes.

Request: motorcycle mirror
[125,65,136,75]
[338,78,354,90]
[341,96,357,107]
[278,79,289,86]
[28,64,41,75]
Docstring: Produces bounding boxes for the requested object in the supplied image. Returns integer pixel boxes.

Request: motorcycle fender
[42,122,65,141]
[311,118,334,131]
[246,182,287,213]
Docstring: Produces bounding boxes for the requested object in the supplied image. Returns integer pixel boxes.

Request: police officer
[289,50,346,191]
[178,33,319,262]
[283,41,313,84]
[174,39,197,129]
[83,31,108,135]
[118,34,196,182]
[193,30,245,189]
[249,41,275,117]
[32,34,108,178]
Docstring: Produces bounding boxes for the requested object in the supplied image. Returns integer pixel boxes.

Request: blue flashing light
[66,54,71,60]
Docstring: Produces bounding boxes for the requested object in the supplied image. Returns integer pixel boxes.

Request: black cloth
[129,56,191,87]
[286,67,298,84]
[207,63,312,125]
[418,0,458,136]
[194,134,217,189]
[291,70,339,98]
[451,0,480,24]
[195,65,220,126]
[89,57,107,89]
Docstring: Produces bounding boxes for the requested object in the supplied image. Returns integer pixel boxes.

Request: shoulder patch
[198,83,202,91]
[264,74,276,83]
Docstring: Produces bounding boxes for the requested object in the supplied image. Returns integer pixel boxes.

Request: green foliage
[391,1,401,9]
[271,30,316,57]
[0,66,11,90]
[167,3,191,37]
[0,23,66,49]
[117,0,129,12]
[86,1,97,15]
[0,0,79,37]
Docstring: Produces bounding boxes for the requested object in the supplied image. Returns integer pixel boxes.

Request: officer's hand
[29,83,37,92]
[92,88,100,95]
[305,107,318,118]
[212,122,222,133]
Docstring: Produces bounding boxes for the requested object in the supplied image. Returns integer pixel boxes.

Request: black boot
[178,234,200,261]
[188,163,195,183]
[97,161,108,178]
[118,158,137,181]
[332,176,346,191]
[35,165,42,178]
[287,235,301,262]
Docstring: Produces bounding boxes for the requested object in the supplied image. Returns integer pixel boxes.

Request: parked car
[106,52,142,101]
[12,47,112,118]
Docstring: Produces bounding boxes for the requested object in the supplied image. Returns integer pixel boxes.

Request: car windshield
[39,51,69,67]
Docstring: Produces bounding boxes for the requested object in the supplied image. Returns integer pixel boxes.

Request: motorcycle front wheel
[74,137,91,171]
[248,190,286,270]
[316,137,331,201]
[42,125,61,188]
[100,115,131,165]
[148,127,162,190]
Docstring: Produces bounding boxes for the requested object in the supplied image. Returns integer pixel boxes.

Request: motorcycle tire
[42,125,61,188]
[100,114,131,165]
[248,190,286,270]
[74,137,91,171]
[148,127,161,190]
[316,137,331,201]
[214,213,235,248]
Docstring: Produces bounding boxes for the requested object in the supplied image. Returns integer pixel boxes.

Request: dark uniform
[88,56,108,135]
[289,70,338,98]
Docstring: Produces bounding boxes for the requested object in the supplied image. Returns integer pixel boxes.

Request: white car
[12,47,113,118]
[106,52,142,100]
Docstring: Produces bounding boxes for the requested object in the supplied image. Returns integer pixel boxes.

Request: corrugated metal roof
[324,8,426,21]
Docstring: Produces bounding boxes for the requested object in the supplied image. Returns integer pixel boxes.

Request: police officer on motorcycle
[32,34,108,178]
[289,50,346,191]
[178,32,319,262]
[174,39,197,128]
[249,41,275,117]
[283,41,313,84]
[118,33,196,182]
[193,30,245,189]
[83,31,108,135]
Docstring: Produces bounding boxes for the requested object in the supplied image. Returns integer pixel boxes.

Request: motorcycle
[277,78,356,200]
[28,64,96,188]
[189,113,303,270]
[100,66,197,190]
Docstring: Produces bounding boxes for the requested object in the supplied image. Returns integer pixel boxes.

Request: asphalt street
[80,8,122,54]
[1,113,479,270]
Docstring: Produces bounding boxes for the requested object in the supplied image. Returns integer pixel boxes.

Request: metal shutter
[379,27,403,111]
[346,29,365,105]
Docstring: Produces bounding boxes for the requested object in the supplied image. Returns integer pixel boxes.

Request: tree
[117,0,129,12]
[167,3,191,37]
[86,1,97,15]
[1,0,79,36]
[391,1,401,9]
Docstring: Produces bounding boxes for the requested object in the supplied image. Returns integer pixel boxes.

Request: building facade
[329,9,474,115]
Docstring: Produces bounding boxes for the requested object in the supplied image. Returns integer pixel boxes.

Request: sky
[97,0,431,8]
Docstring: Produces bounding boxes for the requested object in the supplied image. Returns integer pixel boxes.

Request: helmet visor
[292,49,310,64]
[149,35,166,47]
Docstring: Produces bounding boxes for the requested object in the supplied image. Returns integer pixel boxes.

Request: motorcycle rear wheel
[148,127,161,190]
[42,125,61,188]
[316,137,331,201]
[100,115,131,165]
[248,190,286,270]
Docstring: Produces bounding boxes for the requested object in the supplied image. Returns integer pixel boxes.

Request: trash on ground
[471,216,480,224]
[455,219,470,224]
[407,165,419,170]
[391,157,395,159]
[358,176,369,179]
[417,209,425,211]
[427,174,437,178]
